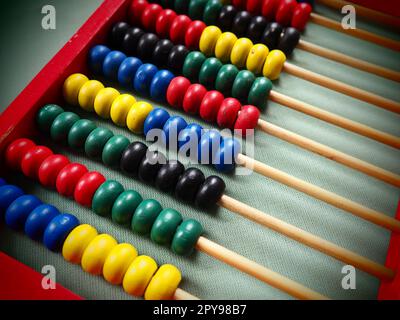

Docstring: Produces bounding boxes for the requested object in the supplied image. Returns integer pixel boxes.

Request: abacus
[0,0,399,300]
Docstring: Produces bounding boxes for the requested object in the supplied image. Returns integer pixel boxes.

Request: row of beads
[127,1,286,79]
[90,44,260,134]
[110,23,272,108]
[0,180,182,300]
[5,138,203,256]
[37,103,226,207]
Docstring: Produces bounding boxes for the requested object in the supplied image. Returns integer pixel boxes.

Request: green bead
[171,219,203,256]
[199,57,223,89]
[84,127,114,159]
[111,190,143,225]
[188,0,207,20]
[92,180,124,217]
[67,119,97,149]
[50,112,80,143]
[174,0,189,13]
[203,0,223,25]
[232,70,256,103]
[36,104,64,133]
[131,199,163,235]
[182,51,206,82]
[248,77,273,109]
[102,135,130,167]
[150,209,183,245]
[215,64,239,96]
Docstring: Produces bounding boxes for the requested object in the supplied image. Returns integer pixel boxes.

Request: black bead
[138,150,167,184]
[155,160,185,192]
[136,33,160,62]
[120,141,148,176]
[175,168,205,203]
[217,5,237,30]
[122,27,145,56]
[110,22,130,49]
[260,22,283,49]
[278,27,300,56]
[232,11,252,38]
[167,45,189,73]
[195,176,226,208]
[247,16,268,42]
[152,39,174,68]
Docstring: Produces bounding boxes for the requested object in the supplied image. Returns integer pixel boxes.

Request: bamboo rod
[173,288,200,300]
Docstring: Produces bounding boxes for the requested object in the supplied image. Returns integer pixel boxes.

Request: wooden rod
[173,288,200,300]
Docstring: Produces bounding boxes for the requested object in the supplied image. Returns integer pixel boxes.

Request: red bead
[261,0,280,20]
[246,0,263,15]
[234,105,260,136]
[185,20,206,50]
[38,155,70,188]
[5,138,36,171]
[56,163,88,197]
[21,146,53,179]
[141,3,163,32]
[217,98,241,129]
[170,15,192,44]
[291,3,312,31]
[276,0,297,26]
[156,9,177,38]
[232,0,246,10]
[167,77,191,108]
[74,171,106,207]
[199,91,224,122]
[128,0,148,25]
[183,84,208,114]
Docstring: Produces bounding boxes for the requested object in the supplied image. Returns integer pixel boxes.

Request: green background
[0,0,399,300]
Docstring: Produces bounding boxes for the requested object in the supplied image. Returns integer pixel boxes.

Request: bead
[110,94,136,126]
[5,195,42,230]
[117,57,143,87]
[199,90,224,122]
[198,57,222,89]
[89,45,111,74]
[131,199,163,234]
[261,22,283,49]
[122,27,145,56]
[127,101,154,134]
[36,104,64,133]
[170,15,192,44]
[102,135,130,167]
[152,39,174,67]
[5,138,36,171]
[175,168,205,202]
[78,80,105,112]
[263,49,286,80]
[134,63,158,95]
[291,3,312,31]
[230,38,253,68]
[74,171,106,207]
[234,105,260,135]
[50,112,80,143]
[215,32,237,63]
[248,77,272,108]
[188,0,207,20]
[174,0,189,14]
[276,0,297,26]
[103,51,127,80]
[67,119,97,149]
[43,213,80,251]
[182,84,207,114]
[110,22,130,48]
[24,204,60,240]
[21,146,53,179]
[0,185,24,217]
[195,175,226,208]
[141,4,163,32]
[144,264,181,300]
[246,43,269,75]
[150,208,182,245]
[63,73,89,106]
[38,155,70,188]
[93,87,120,119]
[232,70,256,102]
[84,127,114,159]
[214,137,241,172]
[232,11,252,37]
[199,25,222,56]
[122,255,158,297]
[150,70,175,102]
[217,98,241,129]
[182,51,206,81]
[56,163,88,197]
[167,45,189,73]
[155,160,185,192]
[81,234,118,275]
[171,219,203,255]
[178,124,203,157]
[248,16,268,42]
[246,0,263,15]
[278,27,300,55]
[163,116,188,148]
[138,151,167,183]
[92,180,124,217]
[203,0,223,25]
[112,190,143,225]
[120,142,148,175]
[156,9,177,38]
[262,0,281,20]
[198,129,221,163]
[232,0,246,9]
[103,243,138,285]
[128,0,148,25]
[217,5,237,30]
[215,64,239,96]
[144,108,171,137]
[137,33,160,61]
[166,77,191,108]
[62,224,98,264]
[0,179,5,187]
[185,20,206,50]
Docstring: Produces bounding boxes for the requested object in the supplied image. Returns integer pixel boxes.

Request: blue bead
[117,57,143,87]
[89,45,111,74]
[178,123,203,150]
[0,178,6,187]
[24,204,60,240]
[144,108,171,137]
[213,137,241,172]
[0,185,24,218]
[150,70,175,102]
[134,63,158,95]
[103,50,127,80]
[198,130,222,164]
[5,195,42,230]
[43,213,80,251]
[163,116,188,148]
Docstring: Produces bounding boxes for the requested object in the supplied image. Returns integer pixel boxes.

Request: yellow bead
[62,224,98,264]
[263,50,286,80]
[230,38,253,68]
[199,26,222,57]
[122,255,158,297]
[246,44,269,75]
[103,243,138,285]
[144,264,182,300]
[78,80,105,112]
[126,101,153,134]
[215,32,237,63]
[110,94,136,127]
[81,234,118,275]
[94,87,120,119]
[63,74,89,106]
